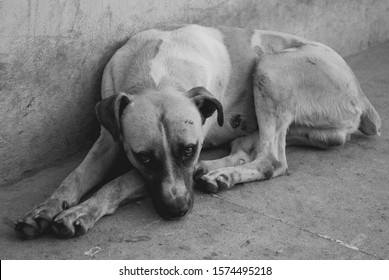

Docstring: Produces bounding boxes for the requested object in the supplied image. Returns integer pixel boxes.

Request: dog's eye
[183,145,195,158]
[137,152,151,164]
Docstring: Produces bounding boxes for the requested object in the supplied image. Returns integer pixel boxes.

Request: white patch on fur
[150,58,167,86]
[250,30,263,50]
[147,25,231,97]
[251,30,309,53]
[180,26,231,94]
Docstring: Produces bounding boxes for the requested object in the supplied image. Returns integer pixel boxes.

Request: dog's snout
[165,195,193,219]
[171,196,192,217]
[152,189,193,220]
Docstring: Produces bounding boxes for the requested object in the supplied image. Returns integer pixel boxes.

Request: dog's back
[102,24,381,142]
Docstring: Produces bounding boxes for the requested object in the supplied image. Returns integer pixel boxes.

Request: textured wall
[1,0,389,185]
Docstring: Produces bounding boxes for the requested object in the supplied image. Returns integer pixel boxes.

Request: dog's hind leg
[15,128,121,239]
[197,41,381,192]
[51,169,148,238]
[286,126,350,149]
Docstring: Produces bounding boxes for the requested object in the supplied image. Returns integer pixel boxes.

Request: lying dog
[15,25,381,238]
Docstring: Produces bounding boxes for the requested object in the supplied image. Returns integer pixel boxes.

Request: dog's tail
[358,89,381,136]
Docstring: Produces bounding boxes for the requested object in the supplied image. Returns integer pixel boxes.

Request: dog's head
[95,86,223,219]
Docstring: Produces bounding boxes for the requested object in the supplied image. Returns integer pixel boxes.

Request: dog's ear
[95,92,132,141]
[188,87,224,126]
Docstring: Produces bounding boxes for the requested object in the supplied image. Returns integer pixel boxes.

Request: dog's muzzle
[151,187,194,220]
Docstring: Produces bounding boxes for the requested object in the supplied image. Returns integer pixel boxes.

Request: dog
[15,25,381,238]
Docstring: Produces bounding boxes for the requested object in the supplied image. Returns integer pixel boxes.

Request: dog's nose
[171,197,191,217]
[153,195,193,220]
[167,196,193,219]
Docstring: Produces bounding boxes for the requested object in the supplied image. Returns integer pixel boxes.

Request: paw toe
[216,176,229,190]
[15,199,65,239]
[74,220,88,237]
[52,220,75,238]
[14,213,51,239]
[193,167,207,181]
[34,215,51,231]
[197,176,219,193]
[15,221,40,239]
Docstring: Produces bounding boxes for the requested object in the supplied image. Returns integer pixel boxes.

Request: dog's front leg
[51,169,148,238]
[198,129,289,191]
[15,128,120,238]
[195,132,259,192]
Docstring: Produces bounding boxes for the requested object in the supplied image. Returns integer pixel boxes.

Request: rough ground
[1,41,388,260]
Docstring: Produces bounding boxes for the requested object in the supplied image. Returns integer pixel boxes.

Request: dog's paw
[196,170,233,193]
[193,161,211,181]
[52,204,97,238]
[15,198,65,239]
[193,167,207,182]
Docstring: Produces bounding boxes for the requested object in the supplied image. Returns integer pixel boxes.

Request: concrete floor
[1,41,389,260]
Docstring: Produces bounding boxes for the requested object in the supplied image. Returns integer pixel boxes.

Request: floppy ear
[187,87,224,126]
[95,92,132,141]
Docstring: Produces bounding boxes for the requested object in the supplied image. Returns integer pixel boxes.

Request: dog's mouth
[150,190,194,220]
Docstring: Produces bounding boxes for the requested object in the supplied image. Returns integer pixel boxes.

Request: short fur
[15,25,381,238]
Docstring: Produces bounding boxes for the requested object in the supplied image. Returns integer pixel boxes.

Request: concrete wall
[1,0,389,185]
